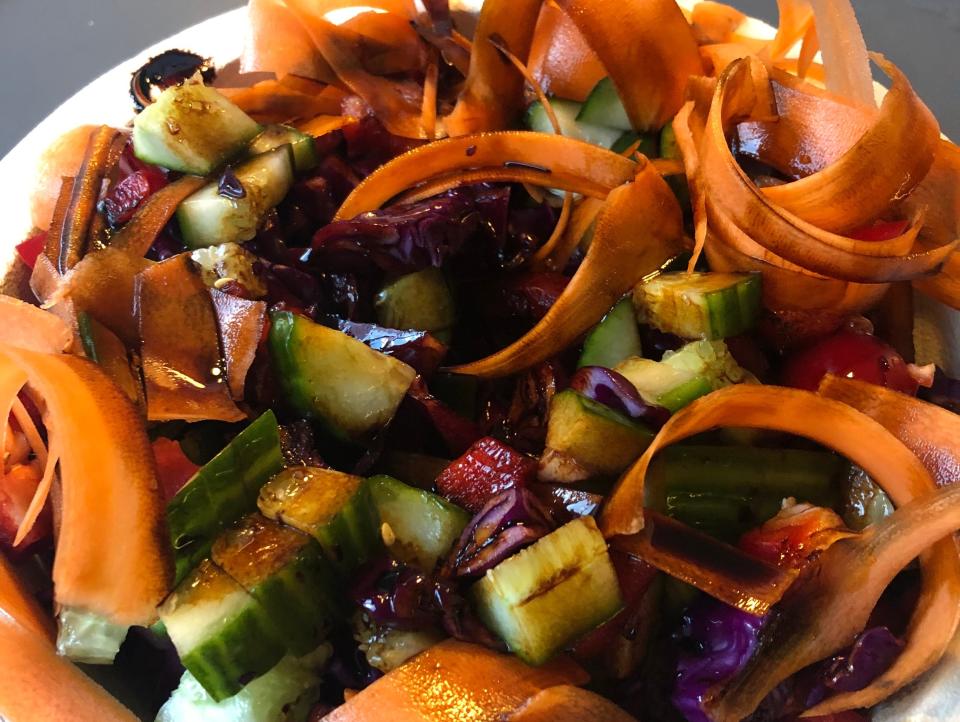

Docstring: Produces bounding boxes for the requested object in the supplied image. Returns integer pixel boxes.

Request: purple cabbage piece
[339,321,448,377]
[390,377,484,457]
[672,596,766,722]
[443,487,554,579]
[305,185,506,277]
[352,557,451,629]
[571,366,671,428]
[801,627,904,709]
[639,324,685,361]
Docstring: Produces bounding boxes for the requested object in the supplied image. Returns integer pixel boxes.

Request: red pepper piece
[436,436,537,513]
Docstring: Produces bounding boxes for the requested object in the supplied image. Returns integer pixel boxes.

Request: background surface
[0,0,957,156]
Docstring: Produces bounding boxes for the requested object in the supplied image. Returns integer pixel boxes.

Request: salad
[1,0,960,720]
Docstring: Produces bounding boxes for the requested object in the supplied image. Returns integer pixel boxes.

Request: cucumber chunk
[473,516,622,665]
[133,83,261,175]
[615,340,753,413]
[368,475,470,571]
[156,645,331,722]
[257,467,381,571]
[211,514,340,656]
[610,131,659,157]
[167,411,285,585]
[159,560,287,702]
[578,298,643,369]
[269,312,417,441]
[56,607,128,665]
[539,390,654,484]
[352,611,444,673]
[646,445,843,540]
[633,271,761,340]
[576,77,631,130]
[247,124,318,173]
[374,268,455,336]
[177,146,295,250]
[525,99,623,149]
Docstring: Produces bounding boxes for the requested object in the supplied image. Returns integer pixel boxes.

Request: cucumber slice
[610,131,659,157]
[524,99,623,149]
[645,446,843,540]
[614,357,712,412]
[374,268,455,335]
[576,77,631,130]
[157,645,331,722]
[159,560,287,702]
[578,298,643,369]
[539,390,654,484]
[660,121,681,160]
[211,514,340,656]
[368,475,470,571]
[257,467,381,571]
[247,124,318,173]
[269,312,417,441]
[56,607,128,665]
[133,83,261,175]
[633,271,761,340]
[167,411,285,585]
[353,612,444,673]
[473,516,622,665]
[177,146,295,250]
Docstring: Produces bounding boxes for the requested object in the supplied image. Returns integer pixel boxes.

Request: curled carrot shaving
[451,158,684,377]
[531,191,574,271]
[528,1,605,102]
[419,52,439,140]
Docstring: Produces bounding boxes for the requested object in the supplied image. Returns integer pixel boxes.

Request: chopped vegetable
[435,437,537,514]
[473,516,622,665]
[577,298,643,370]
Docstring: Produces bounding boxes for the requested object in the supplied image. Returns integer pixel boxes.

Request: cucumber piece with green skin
[167,411,285,585]
[374,268,456,336]
[660,121,681,160]
[247,124,318,173]
[615,356,711,412]
[177,146,295,250]
[269,312,417,442]
[473,516,623,665]
[133,83,261,175]
[156,641,331,722]
[615,340,753,413]
[525,99,623,149]
[610,131,659,157]
[368,475,470,571]
[539,390,654,484]
[211,514,341,656]
[578,298,643,369]
[576,77,632,130]
[633,271,762,340]
[257,467,381,571]
[159,560,288,702]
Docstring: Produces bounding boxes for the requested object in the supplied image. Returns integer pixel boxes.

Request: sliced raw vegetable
[211,514,339,656]
[659,122,680,160]
[209,290,267,401]
[156,646,329,722]
[435,437,537,514]
[322,639,588,722]
[374,268,455,336]
[524,99,622,149]
[257,467,381,571]
[0,348,171,625]
[269,311,416,441]
[576,77,631,130]
[177,146,295,249]
[539,390,654,484]
[473,516,622,665]
[136,253,244,423]
[55,607,128,665]
[353,612,444,673]
[578,298,643,369]
[246,124,318,172]
[646,445,843,539]
[133,83,261,175]
[158,560,286,702]
[633,271,761,340]
[615,357,711,413]
[368,475,470,571]
[77,311,141,404]
[167,410,284,585]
